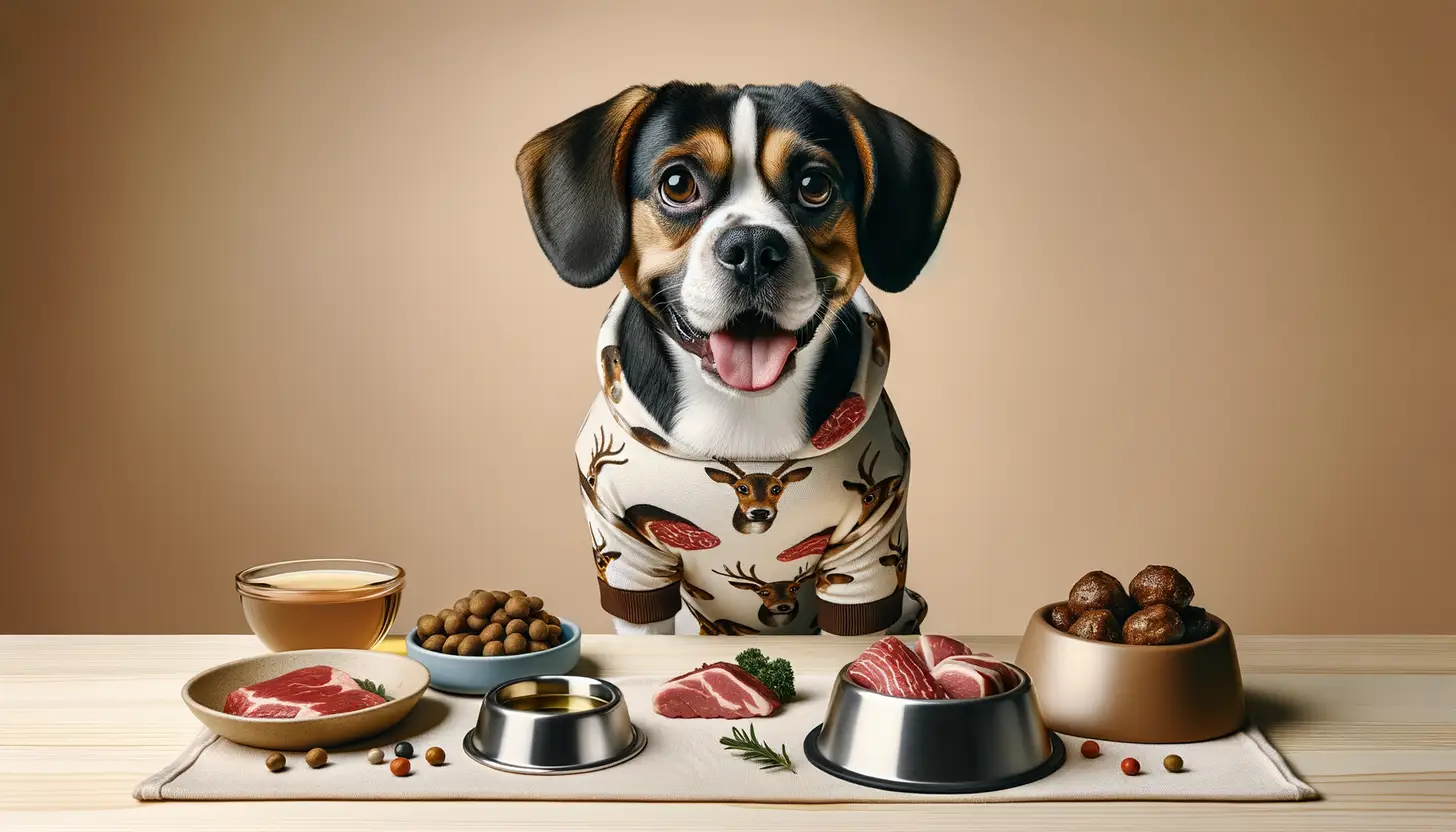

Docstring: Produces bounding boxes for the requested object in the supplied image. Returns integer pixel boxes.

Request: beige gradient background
[2,0,1454,636]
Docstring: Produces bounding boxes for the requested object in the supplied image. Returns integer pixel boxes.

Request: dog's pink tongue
[708,331,796,391]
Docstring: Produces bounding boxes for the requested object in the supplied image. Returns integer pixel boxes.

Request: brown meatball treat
[509,589,527,598]
[481,622,506,642]
[527,596,545,612]
[438,608,454,620]
[457,635,483,656]
[453,597,472,614]
[488,590,509,604]
[421,634,448,652]
[503,633,527,655]
[416,614,444,639]
[1068,571,1135,617]
[1179,605,1217,642]
[468,593,499,617]
[1123,603,1186,645]
[503,596,532,619]
[547,623,562,639]
[442,612,467,635]
[483,640,506,657]
[528,640,550,653]
[527,619,549,641]
[1129,565,1195,609]
[442,633,466,654]
[489,608,511,626]
[1068,609,1122,642]
[505,618,529,637]
[1048,603,1078,632]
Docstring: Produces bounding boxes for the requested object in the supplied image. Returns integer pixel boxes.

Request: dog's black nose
[714,225,788,288]
[748,508,772,521]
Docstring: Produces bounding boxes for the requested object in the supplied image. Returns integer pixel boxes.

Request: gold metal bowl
[1014,603,1246,743]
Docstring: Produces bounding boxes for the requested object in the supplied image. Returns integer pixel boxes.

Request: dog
[516,82,958,635]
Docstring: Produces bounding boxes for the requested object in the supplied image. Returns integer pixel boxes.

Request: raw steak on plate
[223,665,385,719]
[653,661,782,719]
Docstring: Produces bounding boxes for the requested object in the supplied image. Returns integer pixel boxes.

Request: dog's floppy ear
[515,85,657,288]
[830,85,960,293]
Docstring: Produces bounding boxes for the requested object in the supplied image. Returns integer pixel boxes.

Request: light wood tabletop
[2,634,1453,830]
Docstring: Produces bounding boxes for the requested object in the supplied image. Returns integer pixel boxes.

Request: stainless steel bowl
[462,675,646,775]
[804,662,1064,793]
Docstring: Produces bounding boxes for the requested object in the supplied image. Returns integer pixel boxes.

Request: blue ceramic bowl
[405,619,582,695]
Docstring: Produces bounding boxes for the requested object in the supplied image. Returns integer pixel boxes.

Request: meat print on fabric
[577,427,721,555]
[711,561,815,629]
[703,458,813,534]
[685,600,760,636]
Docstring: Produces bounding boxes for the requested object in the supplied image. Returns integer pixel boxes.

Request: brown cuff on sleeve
[598,579,681,625]
[819,587,904,636]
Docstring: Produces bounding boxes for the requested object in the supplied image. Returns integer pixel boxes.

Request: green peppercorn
[1163,754,1184,772]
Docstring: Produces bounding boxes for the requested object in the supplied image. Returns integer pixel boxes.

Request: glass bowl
[235,559,404,652]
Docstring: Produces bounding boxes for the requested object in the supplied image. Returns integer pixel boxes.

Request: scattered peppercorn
[1080,740,1100,758]
[1163,754,1184,772]
[390,757,411,777]
[394,741,414,758]
[265,752,286,772]
[1121,757,1141,776]
[305,747,328,769]
[425,746,446,766]
[367,747,385,765]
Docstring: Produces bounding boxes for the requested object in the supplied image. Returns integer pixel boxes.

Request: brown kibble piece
[425,746,446,766]
[547,624,562,638]
[505,618,529,636]
[504,596,532,618]
[1068,609,1122,642]
[1179,605,1217,642]
[490,608,511,625]
[1068,571,1134,617]
[421,634,448,652]
[528,619,549,641]
[1048,604,1078,632]
[442,633,466,654]
[442,612,467,635]
[438,608,454,620]
[528,640,549,653]
[469,593,499,617]
[265,752,285,772]
[453,597,472,614]
[466,614,489,632]
[509,589,527,598]
[1129,565,1195,609]
[503,633,527,655]
[305,747,328,769]
[416,614,444,638]
[1123,603,1186,645]
[483,640,506,656]
[527,596,545,612]
[481,622,506,642]
[490,590,511,604]
[457,635,483,656]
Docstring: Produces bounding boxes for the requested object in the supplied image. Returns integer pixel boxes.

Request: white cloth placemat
[136,674,1315,803]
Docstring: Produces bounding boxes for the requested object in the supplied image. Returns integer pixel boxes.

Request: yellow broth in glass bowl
[236,559,404,652]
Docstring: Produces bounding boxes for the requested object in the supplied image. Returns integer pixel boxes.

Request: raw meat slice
[932,658,1000,699]
[223,665,384,719]
[653,662,782,719]
[777,528,833,562]
[957,652,1020,691]
[811,394,867,449]
[913,634,972,669]
[847,637,947,699]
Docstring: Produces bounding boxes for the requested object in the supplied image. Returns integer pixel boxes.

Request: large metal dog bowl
[462,675,646,775]
[804,663,1064,794]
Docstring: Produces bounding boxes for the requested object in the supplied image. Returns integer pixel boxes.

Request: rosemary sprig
[353,677,393,701]
[718,724,794,773]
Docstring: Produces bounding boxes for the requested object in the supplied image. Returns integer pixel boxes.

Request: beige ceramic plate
[182,649,430,750]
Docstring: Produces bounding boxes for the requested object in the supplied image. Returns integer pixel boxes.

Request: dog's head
[516,82,958,394]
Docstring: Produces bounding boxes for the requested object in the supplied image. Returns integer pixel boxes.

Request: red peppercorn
[390,757,411,777]
[1080,740,1100,758]
[1121,757,1140,776]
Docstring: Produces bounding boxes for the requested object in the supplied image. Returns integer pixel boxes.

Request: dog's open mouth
[669,310,801,393]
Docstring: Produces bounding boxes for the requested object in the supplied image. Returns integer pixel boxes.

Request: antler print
[578,427,628,513]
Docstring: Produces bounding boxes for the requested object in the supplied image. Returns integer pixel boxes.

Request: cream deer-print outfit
[578,288,928,636]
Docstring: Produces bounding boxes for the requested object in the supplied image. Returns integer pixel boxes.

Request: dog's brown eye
[659,166,698,205]
[797,170,832,208]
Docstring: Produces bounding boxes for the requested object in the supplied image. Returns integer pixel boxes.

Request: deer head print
[578,427,627,513]
[843,445,905,529]
[712,561,813,629]
[704,458,813,534]
[878,533,908,590]
[865,313,891,367]
[590,528,621,582]
[601,345,624,403]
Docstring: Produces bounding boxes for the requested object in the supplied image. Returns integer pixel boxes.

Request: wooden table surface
[2,634,1454,830]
